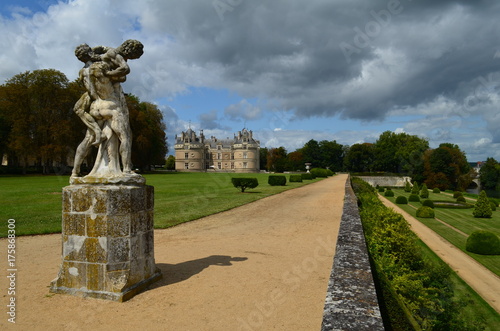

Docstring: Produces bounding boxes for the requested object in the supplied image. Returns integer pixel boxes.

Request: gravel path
[0,174,347,331]
[379,195,500,314]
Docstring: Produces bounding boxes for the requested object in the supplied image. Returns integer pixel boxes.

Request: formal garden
[352,178,500,330]
[380,182,500,277]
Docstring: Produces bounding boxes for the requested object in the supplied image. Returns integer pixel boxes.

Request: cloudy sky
[1,0,500,161]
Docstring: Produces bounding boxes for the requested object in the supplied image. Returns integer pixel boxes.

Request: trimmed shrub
[378,187,385,192]
[466,231,500,255]
[422,199,435,209]
[420,184,429,199]
[310,168,328,178]
[432,187,441,193]
[409,194,420,202]
[301,173,314,180]
[411,182,420,195]
[326,169,335,176]
[395,196,408,204]
[384,189,395,197]
[404,181,412,193]
[268,175,286,186]
[490,202,497,212]
[231,177,258,192]
[456,196,466,203]
[289,174,303,183]
[489,198,499,207]
[416,206,435,218]
[453,191,463,198]
[473,190,492,218]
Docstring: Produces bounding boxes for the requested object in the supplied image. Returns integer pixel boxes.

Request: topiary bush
[326,169,335,176]
[465,231,500,255]
[310,168,328,178]
[420,184,429,199]
[422,199,435,209]
[411,182,420,195]
[456,196,466,203]
[490,202,497,212]
[289,174,303,183]
[268,175,287,186]
[473,190,492,218]
[384,189,395,197]
[378,187,385,192]
[231,178,259,192]
[301,173,314,180]
[489,198,499,207]
[453,191,463,198]
[409,194,420,202]
[395,196,408,204]
[404,181,412,193]
[432,187,441,193]
[416,206,435,218]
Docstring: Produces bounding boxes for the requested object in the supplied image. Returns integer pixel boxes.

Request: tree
[374,131,429,175]
[286,150,304,171]
[165,155,175,170]
[0,69,82,174]
[423,143,471,191]
[259,147,268,171]
[127,96,168,171]
[319,140,344,171]
[301,139,321,165]
[479,158,500,190]
[267,147,287,172]
[343,143,375,172]
[473,190,493,218]
[231,177,259,192]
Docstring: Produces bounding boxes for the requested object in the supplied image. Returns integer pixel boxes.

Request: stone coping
[321,177,384,330]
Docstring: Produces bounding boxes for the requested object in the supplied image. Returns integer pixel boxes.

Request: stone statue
[71,40,145,184]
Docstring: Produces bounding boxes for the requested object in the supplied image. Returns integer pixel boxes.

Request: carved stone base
[50,184,161,302]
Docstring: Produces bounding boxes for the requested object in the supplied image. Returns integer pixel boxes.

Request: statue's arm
[104,50,130,78]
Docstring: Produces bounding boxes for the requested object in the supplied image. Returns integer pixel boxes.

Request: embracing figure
[71,40,144,184]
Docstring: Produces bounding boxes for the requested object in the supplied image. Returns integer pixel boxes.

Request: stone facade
[174,128,260,173]
[50,184,161,302]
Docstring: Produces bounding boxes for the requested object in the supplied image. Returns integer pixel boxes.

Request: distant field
[0,172,324,237]
[385,188,500,276]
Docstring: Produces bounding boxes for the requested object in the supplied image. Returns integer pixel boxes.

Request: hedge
[395,196,408,204]
[310,168,328,178]
[231,177,259,192]
[301,173,314,180]
[408,194,420,202]
[384,189,394,197]
[466,231,500,255]
[432,187,441,193]
[289,174,303,182]
[416,206,435,218]
[268,175,287,186]
[422,199,435,209]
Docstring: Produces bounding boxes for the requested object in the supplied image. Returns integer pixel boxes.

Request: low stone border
[321,177,384,330]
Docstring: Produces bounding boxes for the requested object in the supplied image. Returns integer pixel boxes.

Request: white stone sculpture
[71,40,145,184]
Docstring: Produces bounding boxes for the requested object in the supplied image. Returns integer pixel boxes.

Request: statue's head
[117,39,144,60]
[74,44,93,63]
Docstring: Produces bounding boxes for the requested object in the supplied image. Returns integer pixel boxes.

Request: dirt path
[0,174,347,331]
[379,195,500,313]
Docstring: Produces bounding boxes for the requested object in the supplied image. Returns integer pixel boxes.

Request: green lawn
[385,188,500,276]
[0,172,324,237]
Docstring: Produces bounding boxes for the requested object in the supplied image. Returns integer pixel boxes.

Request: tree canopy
[0,69,168,174]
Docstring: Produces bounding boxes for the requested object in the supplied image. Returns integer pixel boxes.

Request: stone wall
[321,178,384,330]
[358,176,411,188]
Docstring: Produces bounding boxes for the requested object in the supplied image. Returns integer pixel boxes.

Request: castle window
[243,162,248,169]
[231,162,234,169]
[217,145,221,150]
[217,153,222,160]
[218,162,222,169]
[184,163,189,169]
[243,152,248,159]
[185,152,189,159]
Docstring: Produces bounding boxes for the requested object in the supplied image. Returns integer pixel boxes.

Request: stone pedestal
[50,183,162,302]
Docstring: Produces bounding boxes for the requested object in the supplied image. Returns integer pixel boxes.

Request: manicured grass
[416,240,500,331]
[386,188,500,276]
[0,172,324,237]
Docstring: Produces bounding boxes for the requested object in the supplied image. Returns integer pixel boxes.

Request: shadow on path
[150,255,248,288]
